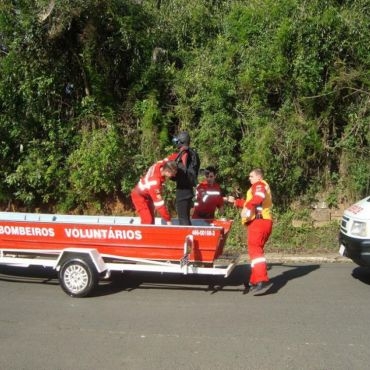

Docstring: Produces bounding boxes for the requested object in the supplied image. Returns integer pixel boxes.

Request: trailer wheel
[59,258,98,298]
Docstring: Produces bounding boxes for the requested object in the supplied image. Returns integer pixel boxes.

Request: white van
[339,196,370,267]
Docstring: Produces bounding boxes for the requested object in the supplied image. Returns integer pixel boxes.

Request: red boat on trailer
[0,212,237,297]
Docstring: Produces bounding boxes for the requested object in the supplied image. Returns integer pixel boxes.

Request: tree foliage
[0,0,369,213]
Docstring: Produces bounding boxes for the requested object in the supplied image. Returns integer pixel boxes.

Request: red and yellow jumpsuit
[192,181,224,219]
[131,161,172,224]
[235,180,273,285]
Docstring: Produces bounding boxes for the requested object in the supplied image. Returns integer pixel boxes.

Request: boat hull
[0,213,233,263]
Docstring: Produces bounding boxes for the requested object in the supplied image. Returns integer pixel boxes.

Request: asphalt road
[1,261,370,370]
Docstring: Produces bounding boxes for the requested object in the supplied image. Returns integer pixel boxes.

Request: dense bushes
[0,0,369,214]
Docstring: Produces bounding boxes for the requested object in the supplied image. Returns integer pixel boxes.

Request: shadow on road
[0,264,251,296]
[351,266,370,285]
[0,265,58,285]
[0,263,322,297]
[261,263,321,296]
[94,263,252,297]
[96,263,321,297]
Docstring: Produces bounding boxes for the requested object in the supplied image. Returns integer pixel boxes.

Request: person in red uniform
[192,166,224,219]
[225,168,273,295]
[131,160,178,224]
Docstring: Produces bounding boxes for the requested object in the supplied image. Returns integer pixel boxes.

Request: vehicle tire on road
[59,258,99,297]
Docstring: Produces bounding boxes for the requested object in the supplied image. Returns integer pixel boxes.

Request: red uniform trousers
[131,189,155,224]
[247,218,273,285]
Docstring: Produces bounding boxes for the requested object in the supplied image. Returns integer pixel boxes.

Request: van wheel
[59,258,98,298]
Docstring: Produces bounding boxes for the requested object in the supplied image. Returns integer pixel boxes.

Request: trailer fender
[55,248,107,274]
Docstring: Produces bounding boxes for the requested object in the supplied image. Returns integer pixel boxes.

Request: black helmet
[172,131,190,148]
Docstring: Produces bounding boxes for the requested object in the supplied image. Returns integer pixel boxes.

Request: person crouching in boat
[131,160,178,224]
[192,166,224,220]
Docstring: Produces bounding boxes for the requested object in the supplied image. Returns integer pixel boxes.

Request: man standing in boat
[166,131,200,225]
[131,160,178,224]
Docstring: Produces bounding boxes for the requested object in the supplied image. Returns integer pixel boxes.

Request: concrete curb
[238,253,352,264]
[267,254,351,263]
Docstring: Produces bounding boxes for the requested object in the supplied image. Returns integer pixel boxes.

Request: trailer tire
[59,258,98,298]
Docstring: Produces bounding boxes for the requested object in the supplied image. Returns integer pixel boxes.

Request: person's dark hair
[163,160,178,175]
[204,166,217,175]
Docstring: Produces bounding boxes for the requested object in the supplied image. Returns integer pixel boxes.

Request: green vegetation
[1,0,369,251]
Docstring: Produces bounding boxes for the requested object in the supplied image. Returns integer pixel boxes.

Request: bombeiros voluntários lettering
[0,225,55,237]
[0,225,143,240]
[64,228,142,240]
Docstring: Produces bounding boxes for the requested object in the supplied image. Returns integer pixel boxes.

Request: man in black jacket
[166,131,200,225]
